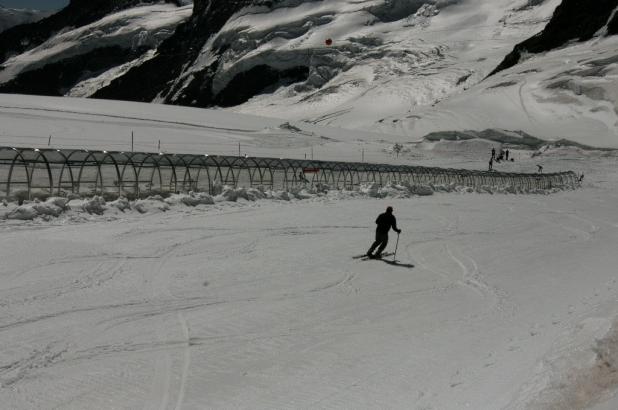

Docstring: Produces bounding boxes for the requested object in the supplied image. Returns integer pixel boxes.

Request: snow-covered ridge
[0,6,50,33]
[1,0,618,150]
[0,3,191,88]
[167,0,557,110]
[407,35,618,149]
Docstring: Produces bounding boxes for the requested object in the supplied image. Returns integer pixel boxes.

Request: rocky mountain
[0,5,50,33]
[491,0,618,75]
[0,0,184,62]
[94,0,558,108]
[0,1,191,96]
[93,0,263,104]
[1,0,618,146]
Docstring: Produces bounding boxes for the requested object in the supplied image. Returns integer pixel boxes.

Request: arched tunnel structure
[0,146,578,200]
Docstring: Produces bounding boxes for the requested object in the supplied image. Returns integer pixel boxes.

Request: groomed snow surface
[1,170,618,409]
[1,95,618,408]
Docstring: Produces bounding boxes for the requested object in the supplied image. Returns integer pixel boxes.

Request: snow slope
[0,6,49,33]
[211,0,561,131]
[1,163,618,408]
[0,3,191,93]
[2,0,617,149]
[216,0,618,149]
[0,93,598,174]
[396,35,618,149]
[0,92,617,408]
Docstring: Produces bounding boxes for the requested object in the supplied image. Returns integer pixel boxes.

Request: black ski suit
[367,211,401,257]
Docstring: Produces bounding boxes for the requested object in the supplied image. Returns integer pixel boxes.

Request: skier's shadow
[383,260,415,269]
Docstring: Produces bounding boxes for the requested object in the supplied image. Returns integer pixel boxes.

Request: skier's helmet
[386,206,393,213]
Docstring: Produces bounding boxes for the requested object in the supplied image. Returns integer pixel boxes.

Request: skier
[537,164,543,173]
[505,149,510,161]
[488,157,493,171]
[367,206,401,259]
[491,147,496,159]
[298,170,308,183]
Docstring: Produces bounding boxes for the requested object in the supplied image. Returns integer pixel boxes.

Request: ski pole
[393,233,400,262]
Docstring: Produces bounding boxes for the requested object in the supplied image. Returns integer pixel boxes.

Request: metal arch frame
[248,158,264,187]
[156,154,179,193]
[216,156,237,186]
[233,156,262,187]
[116,152,140,196]
[183,155,210,193]
[53,149,76,195]
[229,157,258,187]
[255,158,278,189]
[97,152,123,196]
[278,159,298,189]
[70,151,102,195]
[204,155,225,189]
[179,155,198,192]
[0,146,579,199]
[333,163,351,189]
[26,150,54,196]
[6,148,31,198]
[135,153,163,195]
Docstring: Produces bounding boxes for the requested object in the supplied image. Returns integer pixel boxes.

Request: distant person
[298,170,308,183]
[505,150,510,161]
[488,157,494,171]
[491,147,496,159]
[579,173,584,182]
[367,206,401,259]
[537,165,543,173]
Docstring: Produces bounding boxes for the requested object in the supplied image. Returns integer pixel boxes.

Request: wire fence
[0,146,578,201]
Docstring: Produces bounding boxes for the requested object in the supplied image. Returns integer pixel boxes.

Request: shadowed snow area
[1,95,618,408]
[207,0,618,149]
[223,0,567,134]
[0,3,192,95]
[0,6,50,33]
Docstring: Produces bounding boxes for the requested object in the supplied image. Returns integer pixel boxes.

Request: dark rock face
[93,0,274,107]
[0,0,179,63]
[491,0,618,75]
[0,7,51,33]
[607,10,618,34]
[0,46,149,96]
[214,65,309,107]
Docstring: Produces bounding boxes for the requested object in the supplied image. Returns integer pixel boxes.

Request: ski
[352,252,394,260]
[353,253,414,268]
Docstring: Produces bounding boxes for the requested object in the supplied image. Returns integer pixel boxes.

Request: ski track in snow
[2,171,618,408]
[0,104,257,134]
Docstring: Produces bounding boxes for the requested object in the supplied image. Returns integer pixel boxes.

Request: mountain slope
[94,0,559,109]
[92,0,264,103]
[491,0,618,75]
[0,2,191,97]
[1,0,618,148]
[0,6,50,33]
[0,0,183,63]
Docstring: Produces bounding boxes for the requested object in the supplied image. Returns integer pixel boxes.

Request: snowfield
[1,0,618,407]
[3,0,617,149]
[1,174,618,409]
[0,94,618,408]
[209,0,618,149]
